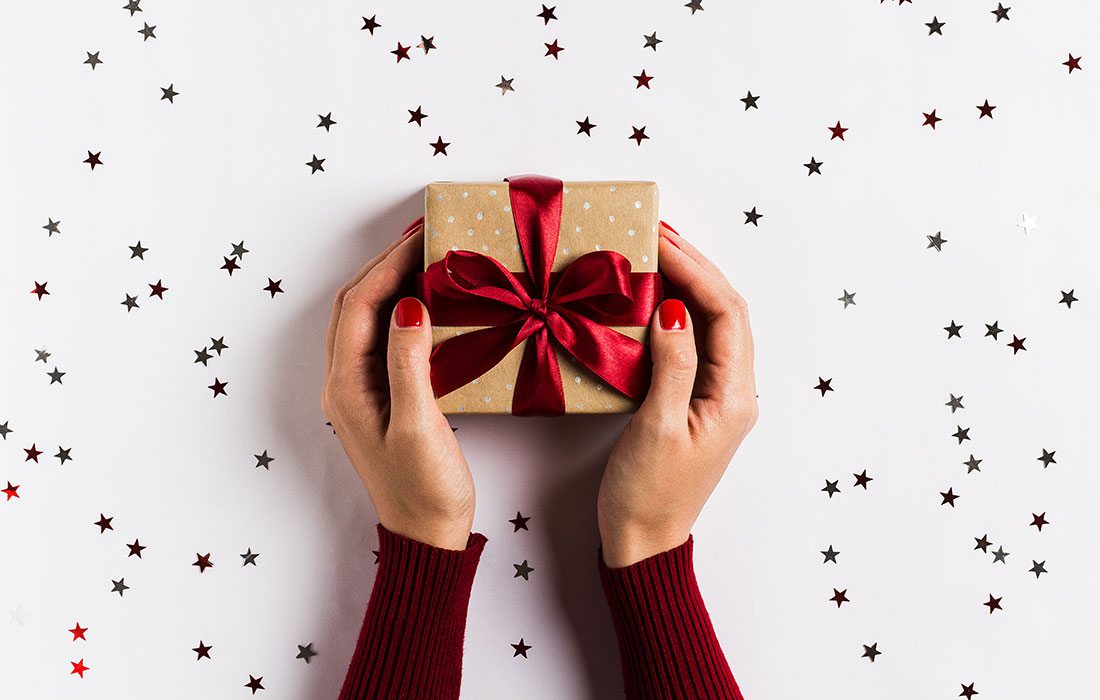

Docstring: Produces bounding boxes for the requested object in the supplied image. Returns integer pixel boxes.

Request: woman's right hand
[597,222,759,567]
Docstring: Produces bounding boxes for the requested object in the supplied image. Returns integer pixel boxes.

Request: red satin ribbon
[414,175,663,416]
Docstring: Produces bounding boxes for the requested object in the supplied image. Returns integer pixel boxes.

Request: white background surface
[3,1,1099,698]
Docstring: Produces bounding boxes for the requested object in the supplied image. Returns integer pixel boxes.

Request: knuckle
[660,347,697,378]
[387,344,426,373]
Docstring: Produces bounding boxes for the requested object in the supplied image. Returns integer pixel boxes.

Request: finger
[386,296,439,429]
[331,229,424,388]
[657,234,755,405]
[325,223,423,378]
[659,222,727,282]
[638,298,697,425]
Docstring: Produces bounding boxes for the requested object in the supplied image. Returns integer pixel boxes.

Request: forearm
[338,522,488,700]
[598,535,744,700]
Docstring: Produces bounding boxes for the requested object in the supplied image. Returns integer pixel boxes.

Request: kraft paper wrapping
[423,180,660,414]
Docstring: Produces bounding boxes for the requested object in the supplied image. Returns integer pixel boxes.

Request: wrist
[599,524,691,568]
[380,515,473,551]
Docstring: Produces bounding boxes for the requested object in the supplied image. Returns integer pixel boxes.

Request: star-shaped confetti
[193,553,214,573]
[821,546,840,564]
[983,594,1003,613]
[814,377,833,396]
[740,92,760,110]
[537,5,557,24]
[245,675,265,694]
[927,231,948,251]
[576,117,596,136]
[208,378,228,397]
[513,560,535,580]
[822,480,840,498]
[923,110,942,129]
[991,4,1010,22]
[430,137,450,156]
[317,112,336,131]
[862,643,881,662]
[1030,512,1049,531]
[297,643,318,663]
[830,589,849,608]
[496,76,515,94]
[361,15,381,34]
[391,43,411,62]
[977,100,996,118]
[138,22,156,41]
[509,511,530,532]
[193,641,213,660]
[1037,449,1056,468]
[1059,290,1078,308]
[84,52,103,70]
[241,548,260,566]
[263,279,284,298]
[306,155,325,173]
[69,622,88,641]
[629,126,649,145]
[744,208,763,226]
[804,157,823,176]
[940,488,959,507]
[926,17,946,35]
[643,32,662,51]
[408,106,427,126]
[544,40,565,60]
[511,638,532,658]
[1063,54,1082,73]
[838,290,856,308]
[160,84,179,102]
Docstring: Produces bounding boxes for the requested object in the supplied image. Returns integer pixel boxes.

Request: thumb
[639,298,697,420]
[386,296,438,425]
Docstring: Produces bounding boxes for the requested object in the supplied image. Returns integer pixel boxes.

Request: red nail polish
[401,217,424,239]
[658,299,687,331]
[660,232,682,251]
[395,297,423,327]
[659,220,684,237]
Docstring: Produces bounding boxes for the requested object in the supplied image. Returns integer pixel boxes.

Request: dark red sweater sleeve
[598,535,745,700]
[337,522,488,700]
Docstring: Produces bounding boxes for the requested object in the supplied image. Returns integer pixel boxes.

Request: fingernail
[659,220,684,237]
[395,297,423,328]
[658,298,687,331]
[401,218,424,239]
[660,231,682,251]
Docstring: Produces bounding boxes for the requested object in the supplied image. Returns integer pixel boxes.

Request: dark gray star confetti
[927,231,947,251]
[194,347,213,365]
[210,336,229,355]
[306,155,325,173]
[513,560,534,580]
[122,0,142,16]
[138,23,156,41]
[111,578,129,596]
[944,320,963,339]
[495,76,515,95]
[48,367,66,384]
[963,455,982,473]
[296,643,318,663]
[992,546,1009,564]
[984,321,1003,339]
[926,17,946,35]
[685,0,704,14]
[509,511,530,532]
[84,51,103,70]
[160,84,179,102]
[744,207,763,226]
[992,3,1010,22]
[1029,560,1047,578]
[511,638,532,658]
[838,290,856,308]
[862,643,881,662]
[1059,290,1078,308]
[740,92,760,110]
[643,32,662,51]
[42,218,61,236]
[35,348,50,363]
[952,426,970,444]
[822,480,840,498]
[241,548,260,566]
[946,394,964,412]
[804,157,823,176]
[55,446,73,465]
[254,451,274,470]
[129,241,148,259]
[974,534,992,552]
[1037,449,1056,468]
[0,422,10,440]
[821,545,840,564]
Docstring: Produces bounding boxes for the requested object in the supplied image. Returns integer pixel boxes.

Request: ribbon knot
[416,175,663,416]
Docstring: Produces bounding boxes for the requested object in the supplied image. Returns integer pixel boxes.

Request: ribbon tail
[512,326,567,416]
[548,311,652,402]
[427,320,534,400]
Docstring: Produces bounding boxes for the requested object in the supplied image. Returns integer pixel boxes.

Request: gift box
[415,174,664,416]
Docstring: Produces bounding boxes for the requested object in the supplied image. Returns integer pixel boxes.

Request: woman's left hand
[322,223,476,550]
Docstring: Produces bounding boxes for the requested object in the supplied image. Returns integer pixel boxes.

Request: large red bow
[415,175,663,416]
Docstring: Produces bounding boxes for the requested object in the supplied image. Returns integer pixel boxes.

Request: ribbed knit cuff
[597,535,744,700]
[337,523,488,700]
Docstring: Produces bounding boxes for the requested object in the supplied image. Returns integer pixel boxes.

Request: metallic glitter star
[241,548,260,566]
[974,534,992,552]
[513,560,535,580]
[1063,54,1082,73]
[830,589,849,607]
[391,42,411,62]
[643,32,662,50]
[923,110,942,129]
[138,22,156,40]
[1029,560,1047,578]
[984,321,1003,339]
[1037,449,1056,468]
[509,511,530,532]
[148,279,168,299]
[430,137,450,155]
[804,157,823,176]
[946,394,964,412]
[306,155,325,173]
[544,40,565,59]
[43,218,61,236]
[633,69,653,88]
[821,545,840,564]
[828,121,848,140]
[838,290,856,308]
[25,444,42,462]
[511,638,532,658]
[263,279,284,297]
[963,455,982,473]
[685,0,704,14]
[1059,289,1078,308]
[952,426,970,444]
[55,446,73,464]
[361,15,380,34]
[944,320,963,338]
[992,546,1009,564]
[495,76,515,94]
[84,51,103,70]
[129,241,148,259]
[926,17,946,35]
[255,451,274,469]
[862,643,881,662]
[1030,512,1049,531]
[822,480,840,498]
[210,336,229,354]
[927,231,947,251]
[121,293,140,311]
[160,84,178,102]
[537,5,557,23]
[48,367,66,384]
[991,3,1010,21]
[193,553,214,573]
[110,578,129,596]
[123,0,142,16]
[0,422,11,439]
[296,643,318,663]
[853,470,873,489]
[230,241,249,259]
[35,348,50,363]
[418,36,436,54]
